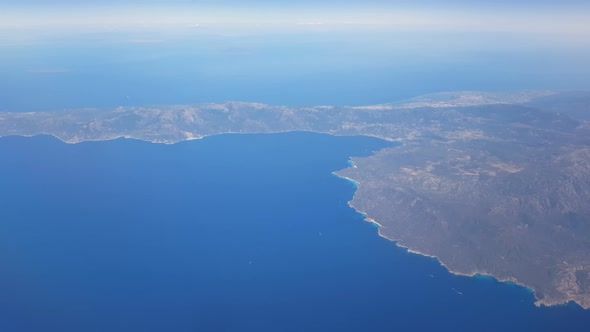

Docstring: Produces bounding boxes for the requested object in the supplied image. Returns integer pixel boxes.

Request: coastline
[335,174,580,309]
[3,131,585,310]
[331,158,584,310]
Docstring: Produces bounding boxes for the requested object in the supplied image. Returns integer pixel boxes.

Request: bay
[0,132,589,331]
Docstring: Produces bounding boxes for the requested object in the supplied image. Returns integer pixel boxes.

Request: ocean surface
[2,33,590,112]
[1,132,589,331]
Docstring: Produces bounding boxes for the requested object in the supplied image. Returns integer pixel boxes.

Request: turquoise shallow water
[0,132,589,331]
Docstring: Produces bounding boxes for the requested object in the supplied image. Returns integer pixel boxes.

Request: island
[1,90,590,308]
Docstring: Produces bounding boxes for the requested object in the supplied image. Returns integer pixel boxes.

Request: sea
[1,31,590,112]
[2,33,590,331]
[0,132,589,331]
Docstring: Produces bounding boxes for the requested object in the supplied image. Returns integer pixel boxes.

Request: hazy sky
[3,0,590,7]
[2,0,590,35]
[1,0,590,110]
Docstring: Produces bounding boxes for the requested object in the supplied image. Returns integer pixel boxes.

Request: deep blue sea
[1,132,589,331]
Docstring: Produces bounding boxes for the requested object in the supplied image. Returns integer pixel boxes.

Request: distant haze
[2,2,590,37]
[1,1,589,111]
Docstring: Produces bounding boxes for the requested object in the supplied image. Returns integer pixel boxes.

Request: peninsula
[2,90,590,308]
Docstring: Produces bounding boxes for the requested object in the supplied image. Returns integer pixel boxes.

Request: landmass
[1,90,590,308]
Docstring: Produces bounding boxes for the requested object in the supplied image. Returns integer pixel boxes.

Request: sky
[1,0,589,110]
[2,0,590,37]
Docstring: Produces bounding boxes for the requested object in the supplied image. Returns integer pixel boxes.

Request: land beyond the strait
[2,90,590,308]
